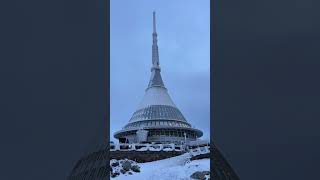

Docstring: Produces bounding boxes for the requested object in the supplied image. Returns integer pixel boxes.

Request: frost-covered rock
[131,165,140,172]
[121,160,132,171]
[111,161,119,167]
[111,171,120,178]
[110,159,141,178]
[120,169,126,174]
[190,171,210,179]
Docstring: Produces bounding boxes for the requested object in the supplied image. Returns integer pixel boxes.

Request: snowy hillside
[111,153,210,180]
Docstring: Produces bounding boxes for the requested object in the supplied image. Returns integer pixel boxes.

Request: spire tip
[153,11,157,33]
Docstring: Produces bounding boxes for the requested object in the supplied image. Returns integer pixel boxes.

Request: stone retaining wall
[110,150,183,163]
[190,153,210,160]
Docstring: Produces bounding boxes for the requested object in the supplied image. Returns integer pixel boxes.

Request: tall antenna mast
[152,11,160,70]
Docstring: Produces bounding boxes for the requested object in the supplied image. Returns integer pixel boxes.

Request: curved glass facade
[124,120,191,129]
[129,105,187,123]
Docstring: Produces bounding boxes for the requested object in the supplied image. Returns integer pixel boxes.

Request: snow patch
[112,153,210,180]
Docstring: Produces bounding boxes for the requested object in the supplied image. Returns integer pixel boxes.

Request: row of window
[120,130,197,139]
[148,130,197,138]
[124,120,191,129]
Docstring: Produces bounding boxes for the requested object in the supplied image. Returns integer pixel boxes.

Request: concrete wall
[110,150,183,163]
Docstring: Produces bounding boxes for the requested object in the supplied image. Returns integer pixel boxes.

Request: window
[173,131,177,136]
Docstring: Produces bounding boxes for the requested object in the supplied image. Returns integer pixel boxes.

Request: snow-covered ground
[113,153,210,180]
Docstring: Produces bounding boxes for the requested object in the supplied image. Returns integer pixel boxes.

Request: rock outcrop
[190,171,210,180]
[110,159,141,178]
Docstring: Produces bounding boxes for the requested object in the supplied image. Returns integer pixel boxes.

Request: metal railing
[110,143,184,152]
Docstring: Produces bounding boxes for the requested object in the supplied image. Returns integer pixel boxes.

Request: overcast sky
[110,0,210,142]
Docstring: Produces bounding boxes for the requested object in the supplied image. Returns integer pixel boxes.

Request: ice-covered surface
[112,153,210,180]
